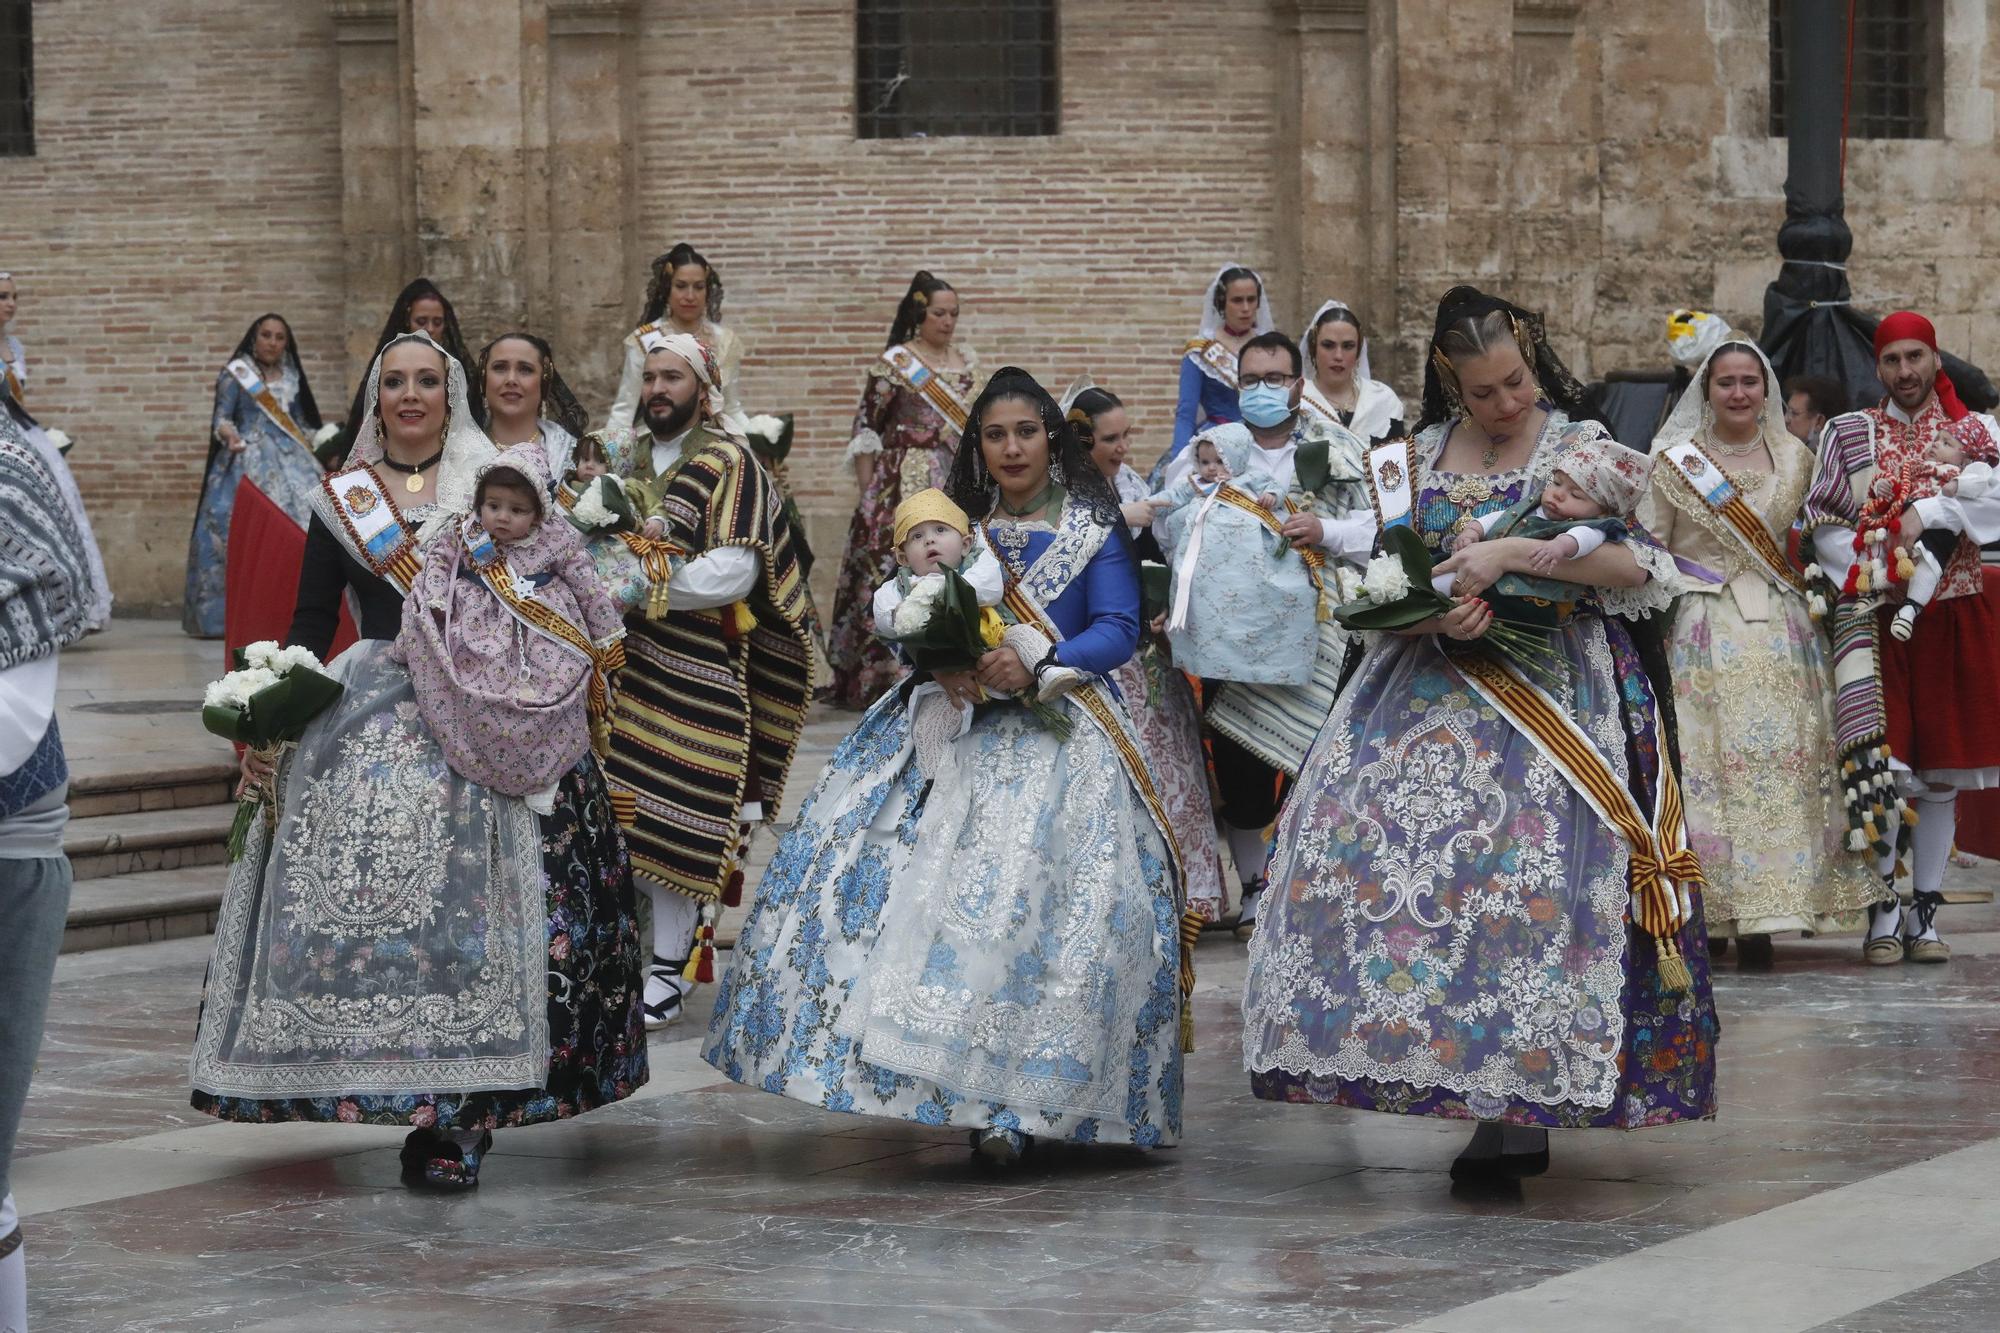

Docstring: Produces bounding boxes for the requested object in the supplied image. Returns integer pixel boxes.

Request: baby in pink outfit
[394,441,626,811]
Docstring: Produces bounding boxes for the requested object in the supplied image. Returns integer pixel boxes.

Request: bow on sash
[1451,649,1703,992]
[554,483,683,619]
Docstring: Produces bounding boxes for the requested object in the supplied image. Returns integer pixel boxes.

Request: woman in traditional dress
[824,271,982,708]
[1065,376,1225,922]
[324,278,474,468]
[1639,338,1887,966]
[707,367,1187,1167]
[1242,287,1718,1182]
[476,331,591,482]
[182,314,326,637]
[603,243,744,432]
[1300,300,1406,443]
[0,271,112,629]
[190,333,647,1191]
[1166,264,1274,470]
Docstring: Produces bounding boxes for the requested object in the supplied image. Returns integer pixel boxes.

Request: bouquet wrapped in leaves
[199,641,345,859]
[1332,526,1566,689]
[561,473,641,535]
[881,566,1072,739]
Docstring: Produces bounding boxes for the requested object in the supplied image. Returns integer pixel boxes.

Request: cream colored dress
[1638,435,1889,937]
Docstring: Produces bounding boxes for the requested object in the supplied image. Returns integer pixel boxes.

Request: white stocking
[642,878,701,966]
[1869,818,1903,941]
[1,1191,23,1333]
[1908,789,1957,940]
[1224,825,1270,891]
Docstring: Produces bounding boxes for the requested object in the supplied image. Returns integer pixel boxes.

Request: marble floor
[15,623,2000,1331]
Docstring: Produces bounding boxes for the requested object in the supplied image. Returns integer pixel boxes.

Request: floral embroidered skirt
[823,442,954,708]
[706,692,1184,1147]
[1243,618,1719,1129]
[191,643,647,1129]
[1671,590,1886,936]
[1111,648,1225,921]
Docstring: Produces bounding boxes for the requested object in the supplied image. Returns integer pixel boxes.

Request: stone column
[329,0,416,384]
[1276,0,1401,379]
[546,0,641,407]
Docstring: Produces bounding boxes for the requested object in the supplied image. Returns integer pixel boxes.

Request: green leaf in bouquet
[1294,437,1331,495]
[201,703,255,747]
[1139,561,1172,623]
[231,668,346,749]
[893,566,992,676]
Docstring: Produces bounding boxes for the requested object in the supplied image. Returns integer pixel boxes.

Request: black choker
[380,448,444,475]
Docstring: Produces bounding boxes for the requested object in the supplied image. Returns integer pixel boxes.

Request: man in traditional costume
[1803,311,2000,965]
[1155,331,1375,933]
[605,331,818,1027]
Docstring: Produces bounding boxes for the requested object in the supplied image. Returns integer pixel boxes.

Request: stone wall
[6,0,2000,616]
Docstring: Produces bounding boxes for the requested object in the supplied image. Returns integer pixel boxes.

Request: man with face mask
[1154,331,1377,933]
[1804,311,2000,967]
[604,331,819,1028]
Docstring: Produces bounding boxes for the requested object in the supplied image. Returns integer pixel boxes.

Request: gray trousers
[0,856,69,1201]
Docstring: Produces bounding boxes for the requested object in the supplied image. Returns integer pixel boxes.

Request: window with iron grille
[1770,0,1942,139]
[0,0,30,157]
[857,0,1058,140]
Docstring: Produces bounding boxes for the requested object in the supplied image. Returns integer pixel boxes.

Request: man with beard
[605,331,817,1027]
[1804,311,2000,967]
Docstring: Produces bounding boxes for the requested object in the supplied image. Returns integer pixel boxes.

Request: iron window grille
[1770,0,1942,139]
[0,0,29,157]
[857,0,1059,140]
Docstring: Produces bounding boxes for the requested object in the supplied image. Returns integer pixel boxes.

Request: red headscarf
[1874,310,1969,421]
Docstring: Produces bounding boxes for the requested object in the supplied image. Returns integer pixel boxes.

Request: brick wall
[10,0,2000,619]
[0,0,346,610]
[625,0,1287,604]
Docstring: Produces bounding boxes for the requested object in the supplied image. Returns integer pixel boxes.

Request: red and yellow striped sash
[881,344,972,434]
[1452,649,1702,991]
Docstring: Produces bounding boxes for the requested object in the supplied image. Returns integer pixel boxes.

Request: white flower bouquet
[563,474,639,535]
[199,641,344,859]
[46,428,72,455]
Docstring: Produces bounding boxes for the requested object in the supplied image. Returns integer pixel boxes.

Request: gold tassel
[1657,939,1693,993]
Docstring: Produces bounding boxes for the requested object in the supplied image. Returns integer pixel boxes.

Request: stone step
[65,756,238,820]
[63,804,238,881]
[62,864,225,954]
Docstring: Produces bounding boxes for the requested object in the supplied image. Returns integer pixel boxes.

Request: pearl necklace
[1705,427,1764,459]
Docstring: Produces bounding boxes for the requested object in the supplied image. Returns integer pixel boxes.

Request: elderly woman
[707,367,1188,1168]
[1243,287,1718,1183]
[189,333,646,1191]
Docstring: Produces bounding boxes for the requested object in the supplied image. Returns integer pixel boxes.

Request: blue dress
[706,503,1186,1146]
[1169,343,1241,463]
[182,363,326,636]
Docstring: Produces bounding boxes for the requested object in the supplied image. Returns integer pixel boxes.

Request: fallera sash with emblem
[318,465,421,595]
[1364,437,1418,531]
[880,344,973,434]
[1183,337,1240,391]
[1450,648,1703,992]
[1659,440,1803,592]
[226,358,313,454]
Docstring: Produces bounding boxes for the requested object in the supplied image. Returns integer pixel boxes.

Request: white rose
[744,414,786,443]
[45,429,71,452]
[891,573,946,637]
[1361,554,1412,603]
[312,423,340,446]
[571,477,616,529]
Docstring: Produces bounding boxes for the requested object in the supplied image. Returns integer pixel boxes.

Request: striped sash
[469,540,624,725]
[553,482,682,619]
[226,358,312,453]
[1451,649,1702,992]
[1659,441,1802,591]
[881,344,972,433]
[3,361,23,407]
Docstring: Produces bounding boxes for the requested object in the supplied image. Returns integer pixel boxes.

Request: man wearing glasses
[1155,332,1377,935]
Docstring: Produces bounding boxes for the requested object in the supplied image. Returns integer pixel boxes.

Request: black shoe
[398,1126,442,1179]
[1450,1124,1548,1181]
[1736,934,1775,970]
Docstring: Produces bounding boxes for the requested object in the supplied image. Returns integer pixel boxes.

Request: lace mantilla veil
[349,331,497,542]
